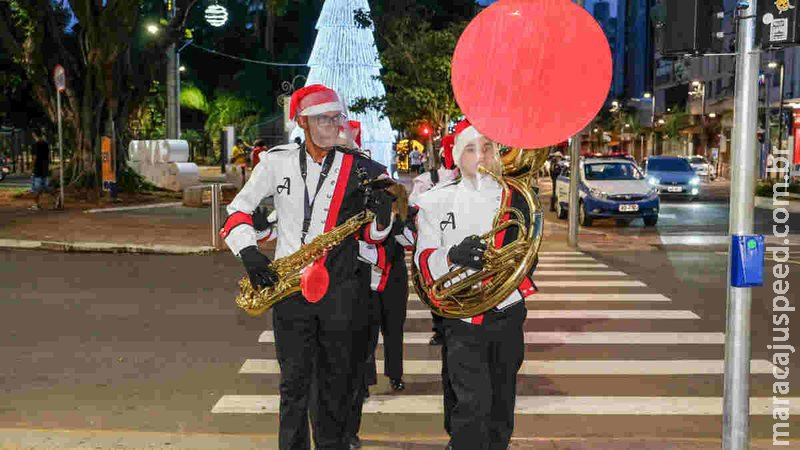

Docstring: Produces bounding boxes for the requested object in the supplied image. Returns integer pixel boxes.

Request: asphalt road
[1,176,798,445]
[1,239,797,442]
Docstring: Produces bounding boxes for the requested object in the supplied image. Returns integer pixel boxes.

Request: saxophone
[235,210,375,317]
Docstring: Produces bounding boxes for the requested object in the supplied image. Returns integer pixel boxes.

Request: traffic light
[659,0,723,55]
[419,123,432,139]
[758,0,800,48]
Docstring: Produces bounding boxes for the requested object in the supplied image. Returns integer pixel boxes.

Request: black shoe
[389,378,405,391]
[363,389,370,402]
[429,332,443,346]
[348,435,362,449]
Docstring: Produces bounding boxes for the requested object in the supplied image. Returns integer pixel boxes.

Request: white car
[687,155,716,180]
[555,158,660,227]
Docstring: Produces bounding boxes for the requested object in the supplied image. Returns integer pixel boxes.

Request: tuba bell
[410,147,549,319]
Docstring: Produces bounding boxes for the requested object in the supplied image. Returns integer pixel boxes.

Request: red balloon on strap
[301,259,329,303]
[451,0,612,149]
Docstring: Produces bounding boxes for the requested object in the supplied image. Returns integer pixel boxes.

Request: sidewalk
[0,429,787,449]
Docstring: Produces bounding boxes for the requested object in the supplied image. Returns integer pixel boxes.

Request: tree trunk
[264,6,276,55]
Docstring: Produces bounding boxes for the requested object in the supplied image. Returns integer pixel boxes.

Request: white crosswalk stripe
[404,309,700,320]
[259,330,726,345]
[239,359,778,376]
[213,395,800,415]
[214,249,769,426]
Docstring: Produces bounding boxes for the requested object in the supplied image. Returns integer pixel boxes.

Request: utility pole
[723,1,760,448]
[166,0,180,139]
[567,0,585,248]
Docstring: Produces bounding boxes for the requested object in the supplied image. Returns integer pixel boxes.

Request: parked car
[555,158,660,227]
[644,156,701,201]
[687,155,716,180]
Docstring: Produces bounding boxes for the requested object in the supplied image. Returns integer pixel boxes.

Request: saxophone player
[220,84,394,450]
[413,120,537,450]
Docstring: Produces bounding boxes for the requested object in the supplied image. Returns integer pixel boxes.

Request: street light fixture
[768,61,779,69]
[146,24,159,35]
[709,112,717,118]
[643,92,652,99]
[658,119,666,125]
[179,65,186,72]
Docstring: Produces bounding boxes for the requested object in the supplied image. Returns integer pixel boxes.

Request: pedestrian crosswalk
[211,249,797,436]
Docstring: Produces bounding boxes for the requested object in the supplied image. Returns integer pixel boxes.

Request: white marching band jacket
[413,176,537,325]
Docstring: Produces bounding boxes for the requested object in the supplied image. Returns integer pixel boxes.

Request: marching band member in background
[220,84,395,450]
[342,122,410,449]
[413,119,536,449]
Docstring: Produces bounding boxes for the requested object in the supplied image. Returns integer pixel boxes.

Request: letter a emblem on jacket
[277,177,291,195]
[440,212,456,231]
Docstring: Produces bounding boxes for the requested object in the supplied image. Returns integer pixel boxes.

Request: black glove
[239,245,279,289]
[252,206,274,232]
[448,236,487,271]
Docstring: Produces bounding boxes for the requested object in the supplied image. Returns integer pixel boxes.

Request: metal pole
[723,2,759,449]
[764,74,771,180]
[57,91,64,209]
[777,63,785,154]
[211,184,222,248]
[700,84,707,157]
[165,0,178,139]
[567,0,585,248]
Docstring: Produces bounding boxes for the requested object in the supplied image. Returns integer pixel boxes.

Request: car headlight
[647,176,660,186]
[690,177,701,186]
[589,187,608,199]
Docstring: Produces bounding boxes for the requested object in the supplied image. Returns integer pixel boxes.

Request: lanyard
[299,147,336,244]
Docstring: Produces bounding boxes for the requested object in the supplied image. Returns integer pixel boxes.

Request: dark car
[644,156,701,200]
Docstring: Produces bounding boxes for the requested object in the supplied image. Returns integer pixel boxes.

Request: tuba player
[413,119,537,449]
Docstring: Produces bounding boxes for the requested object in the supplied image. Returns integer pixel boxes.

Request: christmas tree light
[292,0,395,169]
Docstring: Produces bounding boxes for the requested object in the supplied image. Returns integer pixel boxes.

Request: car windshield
[583,162,642,181]
[688,156,706,164]
[648,158,693,172]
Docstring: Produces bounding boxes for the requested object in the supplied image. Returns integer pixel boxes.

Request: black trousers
[549,176,558,210]
[442,302,526,450]
[376,257,408,380]
[272,282,366,450]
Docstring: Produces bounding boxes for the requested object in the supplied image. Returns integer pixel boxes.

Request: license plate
[667,186,682,192]
[619,204,639,212]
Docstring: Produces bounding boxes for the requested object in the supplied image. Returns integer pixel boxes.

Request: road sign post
[53,64,66,210]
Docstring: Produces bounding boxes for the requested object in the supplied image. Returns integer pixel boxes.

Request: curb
[0,239,218,255]
[755,195,800,213]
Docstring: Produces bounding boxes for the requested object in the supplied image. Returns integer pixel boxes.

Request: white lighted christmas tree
[292,0,395,169]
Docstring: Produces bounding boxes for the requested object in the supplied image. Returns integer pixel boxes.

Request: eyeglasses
[310,113,346,127]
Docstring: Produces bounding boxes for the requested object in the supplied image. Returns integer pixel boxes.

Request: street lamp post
[769,61,786,155]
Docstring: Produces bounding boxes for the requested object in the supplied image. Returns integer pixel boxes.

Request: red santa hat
[347,120,362,148]
[289,84,344,120]
[452,119,483,167]
[440,134,455,169]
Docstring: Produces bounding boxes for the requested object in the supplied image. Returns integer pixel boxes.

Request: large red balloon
[452,0,612,149]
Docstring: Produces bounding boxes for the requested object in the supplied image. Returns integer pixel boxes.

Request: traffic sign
[53,64,66,92]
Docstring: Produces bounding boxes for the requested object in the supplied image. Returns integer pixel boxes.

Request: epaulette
[335,146,371,160]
